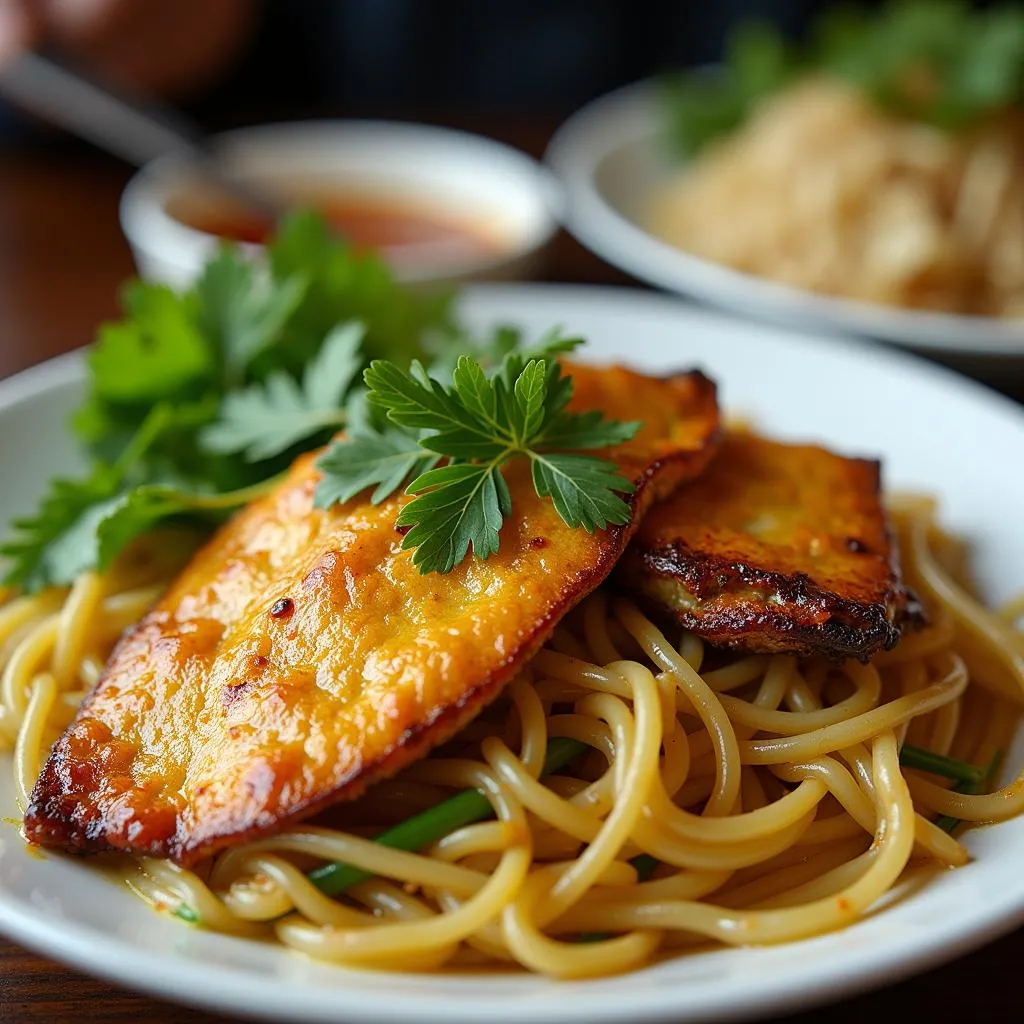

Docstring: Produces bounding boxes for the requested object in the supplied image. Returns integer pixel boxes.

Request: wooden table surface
[0,134,1021,1024]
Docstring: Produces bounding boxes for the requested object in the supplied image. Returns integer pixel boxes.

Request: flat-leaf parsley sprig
[313,343,643,575]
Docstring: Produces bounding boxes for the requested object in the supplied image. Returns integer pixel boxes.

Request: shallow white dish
[1,284,1023,1023]
[545,82,1024,380]
[121,120,562,289]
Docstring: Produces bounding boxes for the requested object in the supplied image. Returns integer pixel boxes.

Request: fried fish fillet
[617,432,915,660]
[26,365,720,864]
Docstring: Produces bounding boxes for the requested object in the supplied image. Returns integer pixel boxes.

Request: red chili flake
[270,598,294,619]
[529,536,549,549]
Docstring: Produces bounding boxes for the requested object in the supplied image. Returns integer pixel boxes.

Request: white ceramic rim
[1,284,1023,1023]
[121,119,564,283]
[544,80,1024,357]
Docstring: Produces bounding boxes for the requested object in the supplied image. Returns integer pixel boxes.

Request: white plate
[1,284,1023,1023]
[545,81,1024,379]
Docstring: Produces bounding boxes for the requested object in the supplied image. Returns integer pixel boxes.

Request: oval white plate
[545,81,1024,374]
[1,284,1023,1023]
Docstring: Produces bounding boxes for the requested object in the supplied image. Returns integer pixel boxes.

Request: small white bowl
[546,80,1024,385]
[121,120,562,289]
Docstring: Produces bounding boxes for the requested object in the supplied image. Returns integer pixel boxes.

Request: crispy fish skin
[25,365,720,864]
[617,432,913,660]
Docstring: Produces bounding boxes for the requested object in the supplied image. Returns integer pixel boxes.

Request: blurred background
[0,0,1023,377]
[0,0,902,378]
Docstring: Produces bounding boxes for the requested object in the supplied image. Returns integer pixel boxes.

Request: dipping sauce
[168,192,500,260]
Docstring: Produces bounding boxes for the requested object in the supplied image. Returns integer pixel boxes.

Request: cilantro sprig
[665,1,1024,157]
[200,321,364,461]
[2,211,454,592]
[313,342,641,575]
[0,212,640,591]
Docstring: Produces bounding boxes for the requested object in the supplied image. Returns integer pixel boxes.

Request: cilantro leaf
[665,1,1024,155]
[1,474,281,592]
[5,211,461,592]
[1,466,122,591]
[193,246,307,385]
[316,345,641,574]
[86,479,282,575]
[87,282,211,403]
[267,211,455,374]
[201,321,364,461]
[664,22,795,157]
[5,212,614,592]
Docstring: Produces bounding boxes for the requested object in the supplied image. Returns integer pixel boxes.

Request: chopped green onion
[575,854,660,943]
[629,854,660,881]
[175,735,588,923]
[934,750,1003,835]
[172,903,200,924]
[899,743,983,785]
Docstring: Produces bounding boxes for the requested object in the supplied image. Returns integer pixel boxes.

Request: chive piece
[308,735,587,896]
[173,903,200,924]
[174,735,588,923]
[899,744,984,785]
[306,788,492,896]
[935,750,1003,835]
[629,854,660,882]
[575,854,660,943]
[934,781,974,835]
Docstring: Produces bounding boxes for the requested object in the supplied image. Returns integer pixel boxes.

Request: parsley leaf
[201,321,364,461]
[314,428,439,508]
[397,462,509,573]
[314,336,641,575]
[529,453,635,531]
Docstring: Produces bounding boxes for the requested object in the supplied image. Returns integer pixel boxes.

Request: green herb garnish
[934,749,1003,835]
[313,341,641,575]
[200,321,363,461]
[898,743,984,785]
[664,21,795,156]
[175,736,589,923]
[2,212,454,592]
[664,1,1024,157]
[816,1,1024,130]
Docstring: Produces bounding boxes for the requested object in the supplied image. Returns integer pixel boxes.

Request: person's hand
[0,0,256,98]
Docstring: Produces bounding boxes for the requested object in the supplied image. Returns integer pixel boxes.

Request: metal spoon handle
[0,51,282,219]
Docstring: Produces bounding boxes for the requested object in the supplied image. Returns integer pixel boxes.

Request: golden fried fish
[617,432,916,660]
[26,365,720,864]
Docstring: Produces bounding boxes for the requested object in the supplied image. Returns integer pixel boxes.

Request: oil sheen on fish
[617,432,915,660]
[25,365,720,864]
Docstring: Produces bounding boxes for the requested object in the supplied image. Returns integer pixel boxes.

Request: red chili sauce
[174,195,497,259]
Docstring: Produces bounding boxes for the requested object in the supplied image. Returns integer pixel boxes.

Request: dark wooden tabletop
[0,127,1021,1023]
